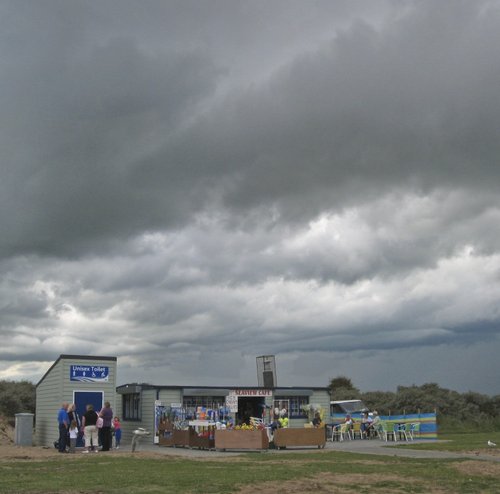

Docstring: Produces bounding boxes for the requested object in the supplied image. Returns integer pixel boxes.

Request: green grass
[0,449,499,493]
[396,431,500,452]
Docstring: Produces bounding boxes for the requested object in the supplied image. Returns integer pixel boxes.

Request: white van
[330,399,369,415]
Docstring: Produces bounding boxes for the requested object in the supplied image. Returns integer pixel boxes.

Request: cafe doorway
[237,396,265,425]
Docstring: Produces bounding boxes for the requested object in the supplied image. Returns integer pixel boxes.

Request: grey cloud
[0,2,221,259]
[5,0,500,259]
[120,1,500,259]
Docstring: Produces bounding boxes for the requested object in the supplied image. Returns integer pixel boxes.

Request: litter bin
[15,413,34,446]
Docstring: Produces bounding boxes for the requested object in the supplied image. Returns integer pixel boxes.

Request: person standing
[67,403,81,446]
[81,404,99,453]
[57,402,69,453]
[67,403,78,424]
[68,420,78,453]
[113,416,122,449]
[99,401,113,451]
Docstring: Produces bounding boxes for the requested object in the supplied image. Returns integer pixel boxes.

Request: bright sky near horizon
[1,0,500,395]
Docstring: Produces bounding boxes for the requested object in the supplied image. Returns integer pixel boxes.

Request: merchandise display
[158,406,227,449]
[156,401,327,451]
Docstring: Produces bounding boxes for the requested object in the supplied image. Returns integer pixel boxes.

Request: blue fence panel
[330,412,437,439]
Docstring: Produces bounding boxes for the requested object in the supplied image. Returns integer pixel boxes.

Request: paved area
[327,438,500,462]
[128,438,500,462]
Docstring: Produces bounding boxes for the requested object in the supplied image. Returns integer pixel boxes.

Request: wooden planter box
[156,429,189,448]
[273,427,326,449]
[171,429,190,447]
[188,428,215,449]
[158,430,174,447]
[158,421,174,447]
[214,429,269,451]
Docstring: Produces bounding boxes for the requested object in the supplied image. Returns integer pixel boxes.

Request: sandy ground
[0,418,168,460]
[0,418,65,460]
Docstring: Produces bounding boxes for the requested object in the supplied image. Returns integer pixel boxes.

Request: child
[68,420,78,453]
[113,416,122,449]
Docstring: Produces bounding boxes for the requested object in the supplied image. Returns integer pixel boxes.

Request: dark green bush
[0,380,36,417]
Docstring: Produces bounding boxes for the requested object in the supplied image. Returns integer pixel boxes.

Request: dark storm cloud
[4,0,499,260]
[165,1,500,220]
[0,1,221,258]
[0,0,406,260]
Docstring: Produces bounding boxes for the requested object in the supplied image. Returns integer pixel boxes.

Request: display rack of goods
[215,427,269,451]
[273,427,326,449]
[188,420,216,449]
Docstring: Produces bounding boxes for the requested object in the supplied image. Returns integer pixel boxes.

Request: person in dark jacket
[99,401,113,451]
[57,402,69,453]
[81,404,99,453]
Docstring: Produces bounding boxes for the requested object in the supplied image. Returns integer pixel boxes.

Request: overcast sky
[1,0,500,395]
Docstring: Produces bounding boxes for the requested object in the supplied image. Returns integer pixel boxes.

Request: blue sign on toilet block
[70,365,109,382]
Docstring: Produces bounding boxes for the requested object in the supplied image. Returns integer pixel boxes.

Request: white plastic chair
[375,422,388,442]
[332,423,352,441]
[391,423,409,441]
[408,423,419,440]
[399,423,409,441]
[388,423,399,442]
[352,421,365,439]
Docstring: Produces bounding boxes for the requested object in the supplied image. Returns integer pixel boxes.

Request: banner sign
[225,394,238,412]
[231,389,273,397]
[70,365,109,383]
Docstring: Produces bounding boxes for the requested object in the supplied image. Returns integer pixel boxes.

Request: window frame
[182,395,226,417]
[274,395,309,419]
[122,392,141,421]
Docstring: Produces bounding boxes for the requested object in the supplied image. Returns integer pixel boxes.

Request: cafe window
[274,396,309,418]
[122,393,141,421]
[182,396,226,416]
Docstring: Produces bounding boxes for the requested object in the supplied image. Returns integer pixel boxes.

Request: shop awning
[182,388,230,397]
[117,385,142,394]
[273,389,314,396]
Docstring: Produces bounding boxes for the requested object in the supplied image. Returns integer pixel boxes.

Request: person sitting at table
[365,411,382,437]
[344,414,354,431]
[312,412,323,428]
[361,411,373,438]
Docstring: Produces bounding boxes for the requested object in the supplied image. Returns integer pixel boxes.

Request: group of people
[270,408,289,432]
[57,402,122,453]
[340,410,382,438]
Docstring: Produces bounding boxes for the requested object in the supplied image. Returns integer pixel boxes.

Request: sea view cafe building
[35,355,331,447]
